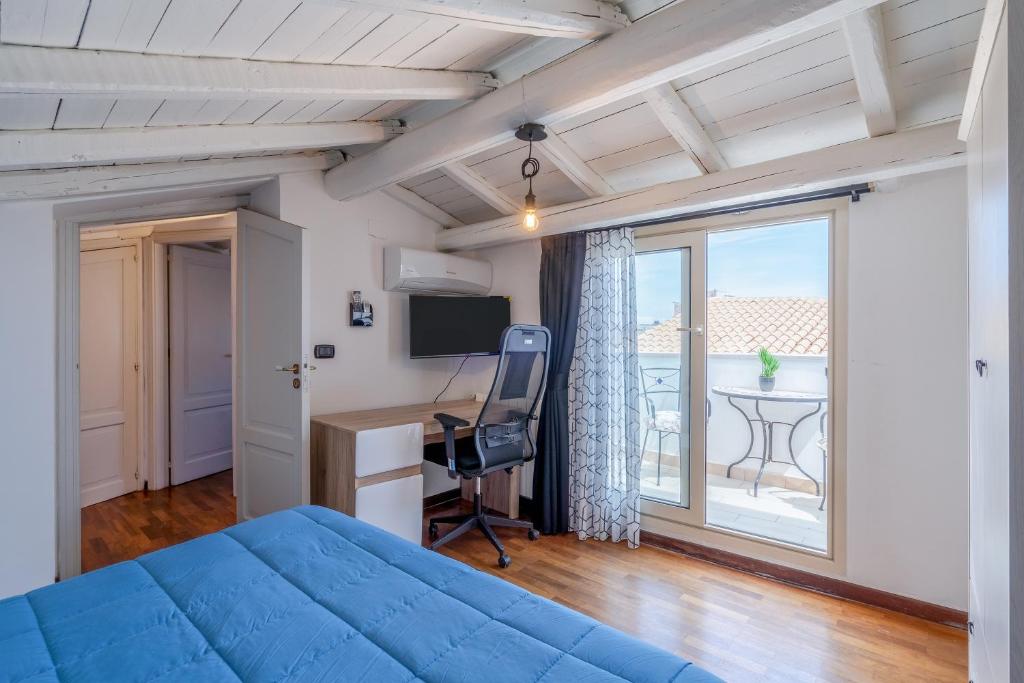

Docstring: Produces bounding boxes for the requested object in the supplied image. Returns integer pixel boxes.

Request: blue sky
[636,219,829,325]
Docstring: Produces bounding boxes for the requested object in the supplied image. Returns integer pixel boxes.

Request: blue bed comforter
[1,506,721,682]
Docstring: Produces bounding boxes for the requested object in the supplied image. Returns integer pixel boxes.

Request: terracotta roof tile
[638,297,828,355]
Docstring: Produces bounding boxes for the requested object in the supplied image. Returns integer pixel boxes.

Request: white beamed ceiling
[0,0,985,217]
[396,0,986,225]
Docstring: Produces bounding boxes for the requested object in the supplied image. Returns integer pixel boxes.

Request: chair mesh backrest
[475,325,550,465]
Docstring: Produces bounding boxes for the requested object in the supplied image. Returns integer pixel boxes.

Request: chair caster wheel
[498,554,511,569]
[428,523,438,540]
[528,529,540,541]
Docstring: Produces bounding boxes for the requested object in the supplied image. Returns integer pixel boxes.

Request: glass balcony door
[636,231,705,527]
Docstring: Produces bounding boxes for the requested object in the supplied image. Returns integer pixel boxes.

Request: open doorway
[78,213,238,571]
[59,206,310,581]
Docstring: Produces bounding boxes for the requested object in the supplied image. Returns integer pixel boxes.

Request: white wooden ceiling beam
[442,162,521,215]
[436,121,965,251]
[959,0,1006,140]
[324,0,888,201]
[382,185,465,227]
[841,6,897,137]
[0,153,337,201]
[305,0,627,39]
[0,44,498,101]
[643,83,727,174]
[536,132,614,197]
[0,121,400,171]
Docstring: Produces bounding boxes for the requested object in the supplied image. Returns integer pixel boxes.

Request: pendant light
[515,123,546,232]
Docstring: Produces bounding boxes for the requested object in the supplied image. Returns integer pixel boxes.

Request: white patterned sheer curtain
[568,228,642,548]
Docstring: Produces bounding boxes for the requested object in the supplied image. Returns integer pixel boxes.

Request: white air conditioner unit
[383,246,492,295]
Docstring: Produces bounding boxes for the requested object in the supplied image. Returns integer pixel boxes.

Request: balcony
[638,297,829,552]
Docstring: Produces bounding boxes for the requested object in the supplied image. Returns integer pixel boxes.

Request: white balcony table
[710,386,827,497]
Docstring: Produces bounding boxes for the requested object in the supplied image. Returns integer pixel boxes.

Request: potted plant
[758,347,780,392]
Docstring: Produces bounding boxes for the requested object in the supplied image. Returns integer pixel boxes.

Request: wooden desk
[311,399,521,518]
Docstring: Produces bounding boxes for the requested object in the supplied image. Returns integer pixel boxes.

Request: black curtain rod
[603,183,872,232]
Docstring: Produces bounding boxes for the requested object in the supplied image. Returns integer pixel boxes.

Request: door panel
[236,209,309,521]
[80,246,138,507]
[169,246,233,485]
[636,230,705,527]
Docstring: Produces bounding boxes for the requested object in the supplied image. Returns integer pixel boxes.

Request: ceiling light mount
[515,123,547,143]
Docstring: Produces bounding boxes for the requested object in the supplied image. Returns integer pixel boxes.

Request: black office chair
[425,324,550,568]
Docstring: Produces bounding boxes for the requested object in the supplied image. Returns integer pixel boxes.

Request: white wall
[845,166,969,609]
[0,173,503,596]
[0,167,968,611]
[464,168,969,610]
[0,202,57,596]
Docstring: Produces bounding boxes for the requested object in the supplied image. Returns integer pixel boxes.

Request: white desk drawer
[353,422,424,477]
[355,474,423,544]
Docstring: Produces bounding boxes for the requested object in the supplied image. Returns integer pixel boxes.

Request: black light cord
[521,137,540,190]
[434,354,471,403]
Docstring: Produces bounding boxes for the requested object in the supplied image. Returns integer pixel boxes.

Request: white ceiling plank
[436,121,965,251]
[958,0,1005,140]
[370,18,456,67]
[0,95,61,129]
[250,4,352,62]
[442,162,521,215]
[145,0,240,56]
[295,9,385,63]
[255,100,316,124]
[78,0,173,52]
[0,44,497,101]
[205,0,303,58]
[0,153,336,201]
[841,6,897,137]
[334,14,427,66]
[221,99,279,125]
[0,0,90,47]
[324,0,890,201]
[643,83,727,174]
[0,121,401,170]
[382,185,464,227]
[535,132,614,196]
[53,98,117,129]
[302,0,628,39]
[103,99,164,128]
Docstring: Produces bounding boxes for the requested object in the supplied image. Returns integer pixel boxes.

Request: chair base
[428,479,539,568]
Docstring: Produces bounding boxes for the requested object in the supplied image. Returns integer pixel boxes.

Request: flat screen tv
[409,295,511,358]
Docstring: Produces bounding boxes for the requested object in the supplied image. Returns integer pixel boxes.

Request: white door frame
[56,198,246,581]
[146,227,237,493]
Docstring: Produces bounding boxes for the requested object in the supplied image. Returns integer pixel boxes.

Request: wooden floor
[82,473,966,682]
[81,469,235,572]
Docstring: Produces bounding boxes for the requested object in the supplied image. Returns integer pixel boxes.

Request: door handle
[275,363,300,374]
[677,326,704,336]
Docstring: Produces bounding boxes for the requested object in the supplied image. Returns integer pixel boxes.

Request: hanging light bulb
[522,189,539,232]
[515,123,547,233]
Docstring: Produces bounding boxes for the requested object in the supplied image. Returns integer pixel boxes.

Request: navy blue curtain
[533,232,586,534]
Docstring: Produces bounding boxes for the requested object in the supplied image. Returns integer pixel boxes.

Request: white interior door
[80,246,139,507]
[169,245,233,485]
[236,209,309,520]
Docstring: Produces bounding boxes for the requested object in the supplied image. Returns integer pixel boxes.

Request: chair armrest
[434,413,471,429]
[434,413,471,478]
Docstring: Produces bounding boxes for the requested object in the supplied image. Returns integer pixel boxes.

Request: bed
[1,506,720,682]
